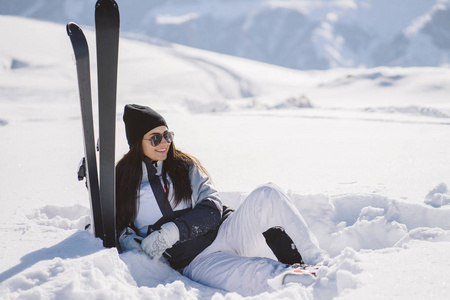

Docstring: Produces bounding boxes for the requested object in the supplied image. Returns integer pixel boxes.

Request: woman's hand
[142,222,180,258]
[119,227,143,252]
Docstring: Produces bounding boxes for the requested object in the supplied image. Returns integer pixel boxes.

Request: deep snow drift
[0,16,450,299]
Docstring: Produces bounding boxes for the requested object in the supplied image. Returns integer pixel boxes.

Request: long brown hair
[116,140,208,232]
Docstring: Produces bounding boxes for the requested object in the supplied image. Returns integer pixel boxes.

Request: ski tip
[66,22,81,36]
[95,0,120,28]
[95,0,119,9]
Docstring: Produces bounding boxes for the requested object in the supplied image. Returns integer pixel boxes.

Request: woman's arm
[173,164,223,242]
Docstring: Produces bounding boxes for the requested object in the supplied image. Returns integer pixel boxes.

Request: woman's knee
[248,183,291,207]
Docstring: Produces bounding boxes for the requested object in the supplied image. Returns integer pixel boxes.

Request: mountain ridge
[1,0,449,70]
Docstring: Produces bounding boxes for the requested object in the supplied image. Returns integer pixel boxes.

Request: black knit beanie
[123,104,167,148]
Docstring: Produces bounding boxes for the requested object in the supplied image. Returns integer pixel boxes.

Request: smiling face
[142,125,171,161]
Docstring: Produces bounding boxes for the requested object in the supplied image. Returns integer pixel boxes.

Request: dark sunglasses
[144,131,174,147]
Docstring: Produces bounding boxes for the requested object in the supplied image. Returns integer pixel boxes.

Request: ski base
[95,0,120,248]
[67,22,104,241]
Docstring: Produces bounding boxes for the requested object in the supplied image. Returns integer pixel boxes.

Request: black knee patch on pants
[263,226,304,265]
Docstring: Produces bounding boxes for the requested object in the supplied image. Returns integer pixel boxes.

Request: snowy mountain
[1,0,450,69]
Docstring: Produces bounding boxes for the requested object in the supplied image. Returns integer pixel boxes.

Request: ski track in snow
[173,52,256,100]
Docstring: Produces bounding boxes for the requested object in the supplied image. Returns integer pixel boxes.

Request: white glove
[141,222,180,258]
[119,227,143,252]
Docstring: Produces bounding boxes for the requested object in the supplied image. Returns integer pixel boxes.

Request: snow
[155,13,200,25]
[2,0,450,70]
[1,15,450,299]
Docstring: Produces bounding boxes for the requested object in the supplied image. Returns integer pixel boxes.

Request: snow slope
[1,0,450,70]
[0,16,450,299]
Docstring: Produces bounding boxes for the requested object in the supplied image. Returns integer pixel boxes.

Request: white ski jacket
[134,160,233,269]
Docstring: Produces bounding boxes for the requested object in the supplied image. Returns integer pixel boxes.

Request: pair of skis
[67,0,119,248]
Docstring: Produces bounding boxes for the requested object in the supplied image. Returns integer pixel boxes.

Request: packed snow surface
[1,16,450,299]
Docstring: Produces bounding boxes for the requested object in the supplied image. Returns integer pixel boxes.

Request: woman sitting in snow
[116,104,328,296]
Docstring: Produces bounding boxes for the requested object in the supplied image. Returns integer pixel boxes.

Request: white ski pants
[183,183,325,296]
